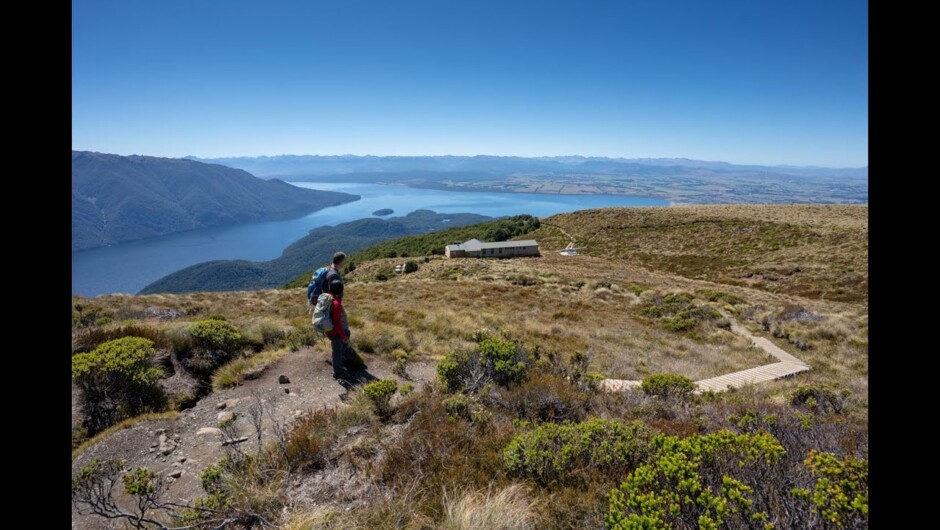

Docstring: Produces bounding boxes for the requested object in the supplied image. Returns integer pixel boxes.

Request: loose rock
[196,427,222,437]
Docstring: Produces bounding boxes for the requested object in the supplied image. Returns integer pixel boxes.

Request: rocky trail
[71,344,436,529]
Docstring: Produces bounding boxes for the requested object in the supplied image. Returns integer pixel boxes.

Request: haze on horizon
[72,0,868,168]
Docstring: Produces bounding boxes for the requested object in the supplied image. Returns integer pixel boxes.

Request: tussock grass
[528,205,868,303]
[211,348,290,390]
[71,207,868,529]
[71,411,179,461]
[73,205,867,415]
[442,484,540,530]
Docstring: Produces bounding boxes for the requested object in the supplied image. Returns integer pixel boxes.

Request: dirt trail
[71,344,435,530]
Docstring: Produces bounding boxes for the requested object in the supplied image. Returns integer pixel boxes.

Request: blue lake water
[72,183,668,296]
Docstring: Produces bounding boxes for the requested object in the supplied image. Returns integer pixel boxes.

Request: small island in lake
[372,208,394,216]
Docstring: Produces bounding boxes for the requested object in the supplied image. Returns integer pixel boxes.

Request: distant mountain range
[139,210,491,294]
[185,154,868,180]
[72,151,359,252]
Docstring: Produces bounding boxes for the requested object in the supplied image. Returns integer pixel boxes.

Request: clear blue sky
[72,0,868,167]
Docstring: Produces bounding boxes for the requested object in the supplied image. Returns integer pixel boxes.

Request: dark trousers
[330,334,351,378]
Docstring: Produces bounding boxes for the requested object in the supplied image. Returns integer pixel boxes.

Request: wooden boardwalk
[694,361,809,393]
[601,312,810,394]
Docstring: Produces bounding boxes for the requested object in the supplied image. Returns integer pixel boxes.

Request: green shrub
[624,283,649,295]
[438,335,530,392]
[404,260,419,273]
[363,379,399,421]
[72,304,114,329]
[639,292,721,332]
[480,337,527,385]
[256,321,286,346]
[639,292,694,318]
[352,333,376,354]
[508,274,542,286]
[282,325,318,352]
[442,393,473,419]
[393,357,409,378]
[72,337,166,434]
[199,462,226,495]
[791,385,849,414]
[606,430,786,529]
[640,373,696,400]
[72,458,124,497]
[696,289,744,305]
[437,392,490,428]
[122,467,157,496]
[792,450,868,528]
[503,371,592,423]
[181,319,244,377]
[190,319,242,351]
[504,419,656,487]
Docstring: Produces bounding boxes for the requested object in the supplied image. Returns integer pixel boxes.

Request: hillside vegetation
[141,210,490,294]
[284,214,541,288]
[71,205,867,529]
[72,151,358,251]
[532,205,868,303]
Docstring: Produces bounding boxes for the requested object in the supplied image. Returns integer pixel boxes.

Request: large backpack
[307,267,329,305]
[311,293,334,333]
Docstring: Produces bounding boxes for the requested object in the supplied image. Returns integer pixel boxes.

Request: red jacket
[325,297,348,340]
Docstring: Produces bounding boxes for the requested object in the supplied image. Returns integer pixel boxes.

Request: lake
[72,182,668,296]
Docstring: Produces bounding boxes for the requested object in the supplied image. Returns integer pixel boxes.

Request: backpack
[311,293,334,333]
[307,267,330,305]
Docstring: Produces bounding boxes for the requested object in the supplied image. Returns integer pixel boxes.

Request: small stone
[284,388,290,394]
[215,402,227,410]
[158,433,178,455]
[278,375,291,384]
[149,448,155,453]
[168,470,182,479]
[197,427,222,437]
[178,457,187,463]
[150,443,159,449]
[218,411,235,423]
[155,428,166,435]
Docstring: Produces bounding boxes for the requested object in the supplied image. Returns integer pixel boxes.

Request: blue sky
[72,0,868,167]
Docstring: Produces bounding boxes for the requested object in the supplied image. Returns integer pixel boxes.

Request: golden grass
[211,348,291,390]
[442,484,540,530]
[73,205,867,407]
[71,411,180,461]
[531,205,868,303]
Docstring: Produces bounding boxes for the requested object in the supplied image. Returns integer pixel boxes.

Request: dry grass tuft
[442,484,540,530]
[211,348,291,390]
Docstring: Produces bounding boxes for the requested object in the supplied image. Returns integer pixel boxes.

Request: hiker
[324,252,346,294]
[325,279,353,382]
[307,251,346,313]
